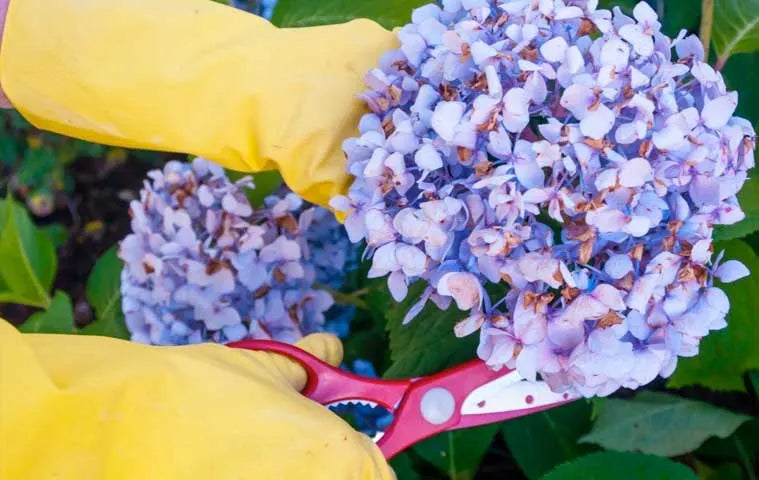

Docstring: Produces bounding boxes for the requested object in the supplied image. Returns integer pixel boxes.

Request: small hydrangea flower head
[333,0,755,396]
[120,158,341,345]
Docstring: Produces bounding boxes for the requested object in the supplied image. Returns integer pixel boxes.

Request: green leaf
[0,199,6,230]
[694,460,744,480]
[249,170,284,207]
[697,419,759,464]
[712,0,759,61]
[80,246,129,339]
[668,239,759,390]
[502,400,595,479]
[17,147,56,189]
[389,452,421,480]
[750,370,759,396]
[0,132,20,166]
[722,52,759,125]
[226,169,283,208]
[18,291,74,334]
[0,197,56,308]
[272,0,429,29]
[413,424,499,480]
[383,283,478,379]
[7,110,29,129]
[42,224,69,250]
[539,451,699,480]
[662,0,701,37]
[597,0,639,13]
[579,391,750,457]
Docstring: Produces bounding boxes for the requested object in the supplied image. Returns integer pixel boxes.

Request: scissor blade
[460,370,579,415]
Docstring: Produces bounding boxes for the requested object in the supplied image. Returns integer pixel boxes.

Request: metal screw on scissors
[228,340,579,459]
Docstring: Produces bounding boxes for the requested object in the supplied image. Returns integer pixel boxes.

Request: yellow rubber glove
[0,0,396,208]
[0,319,393,479]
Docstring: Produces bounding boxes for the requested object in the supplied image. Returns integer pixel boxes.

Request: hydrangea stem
[699,0,714,63]
[734,436,758,480]
[315,283,368,310]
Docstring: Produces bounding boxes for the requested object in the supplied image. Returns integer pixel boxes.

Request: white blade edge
[460,370,579,415]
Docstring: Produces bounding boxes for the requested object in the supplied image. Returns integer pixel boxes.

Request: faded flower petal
[437,272,483,311]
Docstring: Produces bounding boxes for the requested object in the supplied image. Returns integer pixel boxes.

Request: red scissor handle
[228,340,574,460]
[378,360,576,458]
[228,340,410,410]
[376,359,502,458]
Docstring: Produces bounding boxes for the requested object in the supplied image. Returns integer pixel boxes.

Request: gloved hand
[0,319,394,479]
[0,0,397,208]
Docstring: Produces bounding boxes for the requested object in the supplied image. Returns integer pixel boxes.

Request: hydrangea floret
[119,158,343,345]
[332,0,756,396]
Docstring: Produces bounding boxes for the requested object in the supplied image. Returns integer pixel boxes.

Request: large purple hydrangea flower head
[332,0,755,396]
[120,158,336,345]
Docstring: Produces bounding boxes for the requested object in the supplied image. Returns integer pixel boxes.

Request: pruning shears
[228,340,579,459]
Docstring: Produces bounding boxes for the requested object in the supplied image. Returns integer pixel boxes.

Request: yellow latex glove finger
[0,0,396,208]
[0,320,393,480]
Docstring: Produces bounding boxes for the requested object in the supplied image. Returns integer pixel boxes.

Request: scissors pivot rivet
[420,387,456,425]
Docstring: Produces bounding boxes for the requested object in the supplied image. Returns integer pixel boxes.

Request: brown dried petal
[276,214,299,233]
[598,311,623,329]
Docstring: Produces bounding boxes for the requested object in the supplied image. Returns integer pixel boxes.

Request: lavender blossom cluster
[119,158,340,345]
[332,0,756,396]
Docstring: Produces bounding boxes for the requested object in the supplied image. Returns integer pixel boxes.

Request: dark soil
[0,152,170,326]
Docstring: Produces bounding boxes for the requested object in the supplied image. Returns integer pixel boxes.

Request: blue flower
[119,158,351,345]
[333,0,755,396]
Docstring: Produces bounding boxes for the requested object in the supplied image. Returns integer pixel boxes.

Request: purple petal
[600,37,630,70]
[518,253,567,289]
[471,95,501,125]
[514,155,545,189]
[396,244,428,276]
[540,36,568,63]
[689,175,720,206]
[619,157,653,187]
[454,312,485,337]
[502,88,531,133]
[604,254,633,279]
[431,101,466,142]
[222,192,252,217]
[619,24,654,57]
[714,260,750,283]
[591,284,626,310]
[633,1,659,23]
[343,210,367,243]
[564,46,584,74]
[260,236,301,263]
[415,144,444,170]
[417,18,446,45]
[388,270,409,301]
[702,93,738,130]
[197,185,215,207]
[525,72,548,104]
[403,287,432,324]
[580,104,615,139]
[368,242,399,278]
[487,129,513,159]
